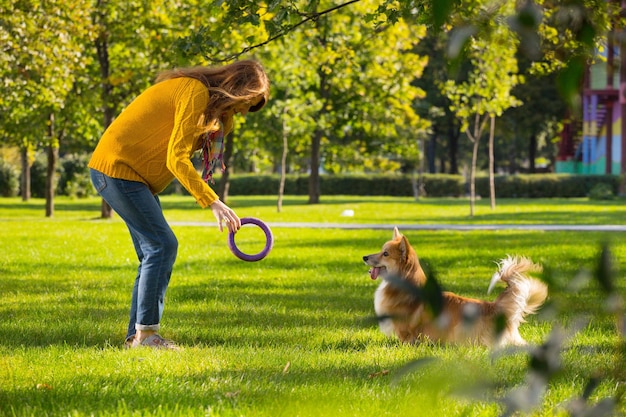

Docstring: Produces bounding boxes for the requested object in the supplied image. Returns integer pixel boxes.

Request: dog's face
[363,227,410,280]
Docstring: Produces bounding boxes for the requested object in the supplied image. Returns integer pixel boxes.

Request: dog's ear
[399,235,410,261]
[393,227,401,240]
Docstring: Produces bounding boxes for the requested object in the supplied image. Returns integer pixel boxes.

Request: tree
[503,63,566,173]
[442,24,522,216]
[88,0,173,217]
[0,0,93,215]
[2,0,616,212]
[173,0,611,187]
[179,1,428,204]
[413,30,466,174]
[207,0,610,106]
[291,3,427,203]
[87,0,223,216]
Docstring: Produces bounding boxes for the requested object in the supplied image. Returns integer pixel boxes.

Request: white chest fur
[373,280,394,336]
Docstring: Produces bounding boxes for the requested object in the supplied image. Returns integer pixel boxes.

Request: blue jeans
[90,169,178,341]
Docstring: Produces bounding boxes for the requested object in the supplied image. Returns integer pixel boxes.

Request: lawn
[0,196,624,416]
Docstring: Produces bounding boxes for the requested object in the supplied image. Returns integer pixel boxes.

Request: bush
[23,153,96,198]
[0,159,19,197]
[29,154,54,198]
[210,173,468,198]
[588,183,615,200]
[422,174,466,197]
[474,174,621,198]
[22,166,620,200]
[212,173,620,199]
[59,153,96,198]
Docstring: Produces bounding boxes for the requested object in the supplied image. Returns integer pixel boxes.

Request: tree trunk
[468,114,488,218]
[45,113,57,218]
[414,136,426,199]
[277,115,288,212]
[427,133,437,173]
[488,115,496,211]
[308,129,322,204]
[309,18,328,205]
[508,139,517,174]
[528,132,537,173]
[20,146,31,201]
[218,133,234,203]
[448,124,460,174]
[95,4,113,218]
[469,136,480,218]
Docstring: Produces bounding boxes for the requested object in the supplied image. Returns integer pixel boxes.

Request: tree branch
[208,0,361,62]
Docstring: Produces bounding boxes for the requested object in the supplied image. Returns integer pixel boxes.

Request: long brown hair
[156,59,270,134]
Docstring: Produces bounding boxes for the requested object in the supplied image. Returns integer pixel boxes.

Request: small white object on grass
[341,209,355,217]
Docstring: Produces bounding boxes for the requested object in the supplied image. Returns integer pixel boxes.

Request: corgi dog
[363,228,548,347]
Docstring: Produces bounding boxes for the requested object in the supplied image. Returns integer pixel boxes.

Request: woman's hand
[210,200,241,233]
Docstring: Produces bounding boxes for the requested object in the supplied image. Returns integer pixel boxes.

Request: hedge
[472,174,622,198]
[218,173,465,197]
[2,162,623,198]
[215,173,624,198]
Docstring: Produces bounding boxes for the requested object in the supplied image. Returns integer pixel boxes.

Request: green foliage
[262,1,429,180]
[588,182,615,201]
[474,174,621,198]
[0,0,93,147]
[0,0,620,211]
[58,153,97,198]
[215,173,621,199]
[180,1,431,187]
[415,0,609,108]
[442,23,522,130]
[28,153,97,199]
[21,168,625,200]
[213,173,462,197]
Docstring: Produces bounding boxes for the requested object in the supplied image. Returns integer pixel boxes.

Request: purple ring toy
[228,217,274,262]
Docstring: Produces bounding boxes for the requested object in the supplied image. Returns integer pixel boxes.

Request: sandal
[129,334,181,350]
[123,337,134,349]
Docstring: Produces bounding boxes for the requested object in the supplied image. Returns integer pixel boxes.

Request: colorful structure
[556,41,626,175]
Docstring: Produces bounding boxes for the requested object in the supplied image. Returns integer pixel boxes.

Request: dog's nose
[362,256,368,262]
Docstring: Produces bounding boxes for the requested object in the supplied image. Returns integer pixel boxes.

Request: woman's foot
[126,333,180,350]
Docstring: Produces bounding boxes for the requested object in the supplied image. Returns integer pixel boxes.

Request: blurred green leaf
[431,0,457,30]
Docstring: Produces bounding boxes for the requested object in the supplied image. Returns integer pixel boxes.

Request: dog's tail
[488,255,547,328]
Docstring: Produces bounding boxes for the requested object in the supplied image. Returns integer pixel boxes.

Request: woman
[89,60,270,349]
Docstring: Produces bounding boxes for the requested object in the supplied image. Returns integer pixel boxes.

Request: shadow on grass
[0,355,460,417]
[0,200,102,213]
[0,338,620,417]
[1,230,621,353]
[0,259,373,349]
[0,263,133,348]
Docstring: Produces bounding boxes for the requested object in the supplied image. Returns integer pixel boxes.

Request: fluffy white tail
[488,256,548,330]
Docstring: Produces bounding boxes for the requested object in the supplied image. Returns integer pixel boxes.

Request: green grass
[6,195,626,225]
[0,196,624,416]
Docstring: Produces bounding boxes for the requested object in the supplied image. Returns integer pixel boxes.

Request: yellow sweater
[88,77,218,208]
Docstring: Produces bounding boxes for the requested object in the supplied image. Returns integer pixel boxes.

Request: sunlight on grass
[0,197,624,416]
[3,195,626,225]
